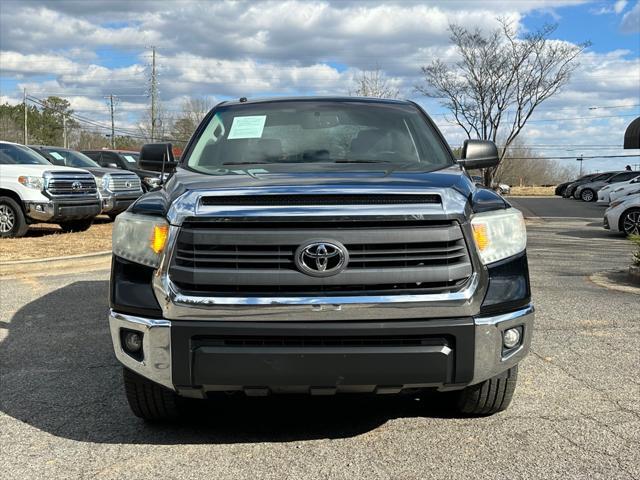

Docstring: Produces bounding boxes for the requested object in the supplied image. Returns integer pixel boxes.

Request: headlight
[471,208,526,265]
[612,187,623,193]
[112,212,169,267]
[143,176,161,188]
[101,174,112,192]
[609,199,626,208]
[18,176,43,190]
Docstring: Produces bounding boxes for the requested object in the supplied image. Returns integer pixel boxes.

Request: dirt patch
[0,216,113,261]
[589,269,640,295]
[508,186,556,196]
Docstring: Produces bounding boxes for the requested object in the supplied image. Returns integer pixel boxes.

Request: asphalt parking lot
[1,197,638,480]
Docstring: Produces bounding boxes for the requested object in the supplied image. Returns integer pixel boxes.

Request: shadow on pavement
[556,229,620,239]
[23,216,112,238]
[0,281,455,445]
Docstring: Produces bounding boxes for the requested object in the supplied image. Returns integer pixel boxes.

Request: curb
[0,250,112,266]
[589,268,640,295]
[0,251,112,279]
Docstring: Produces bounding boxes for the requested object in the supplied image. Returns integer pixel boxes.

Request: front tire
[0,196,29,238]
[59,219,93,233]
[454,366,518,416]
[123,368,182,421]
[580,189,596,202]
[620,208,640,235]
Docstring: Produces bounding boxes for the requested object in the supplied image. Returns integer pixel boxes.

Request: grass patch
[508,186,556,196]
[0,216,113,261]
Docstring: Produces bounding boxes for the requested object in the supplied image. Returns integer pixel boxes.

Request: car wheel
[123,368,182,421]
[59,219,93,233]
[620,208,640,235]
[580,189,595,202]
[0,196,29,238]
[453,366,518,416]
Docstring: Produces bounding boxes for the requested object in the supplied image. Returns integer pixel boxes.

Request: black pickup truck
[109,97,533,420]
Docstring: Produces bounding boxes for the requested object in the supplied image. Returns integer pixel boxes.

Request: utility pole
[23,88,28,145]
[150,46,157,143]
[62,114,67,148]
[106,94,116,149]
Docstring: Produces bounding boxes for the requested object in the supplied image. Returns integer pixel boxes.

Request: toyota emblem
[124,180,132,188]
[295,241,348,277]
[71,181,83,190]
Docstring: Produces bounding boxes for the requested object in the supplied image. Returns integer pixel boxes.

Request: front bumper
[108,304,534,395]
[101,192,142,214]
[24,198,101,222]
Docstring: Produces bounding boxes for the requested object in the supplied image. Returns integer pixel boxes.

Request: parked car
[30,146,144,220]
[0,141,100,237]
[575,171,639,202]
[555,173,600,196]
[563,171,620,199]
[109,97,533,420]
[82,149,163,191]
[604,192,640,235]
[597,174,640,204]
[602,175,640,204]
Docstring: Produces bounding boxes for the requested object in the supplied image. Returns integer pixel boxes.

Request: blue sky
[0,0,639,173]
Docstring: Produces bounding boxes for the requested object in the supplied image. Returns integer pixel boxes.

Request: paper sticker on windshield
[227,115,266,139]
[123,155,137,163]
[49,152,65,160]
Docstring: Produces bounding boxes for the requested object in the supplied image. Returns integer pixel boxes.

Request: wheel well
[0,189,26,214]
[618,207,640,232]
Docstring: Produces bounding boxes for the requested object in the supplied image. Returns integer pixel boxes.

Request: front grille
[201,194,441,206]
[45,172,97,196]
[170,217,473,296]
[108,174,141,192]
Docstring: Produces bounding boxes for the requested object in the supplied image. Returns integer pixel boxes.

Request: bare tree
[417,19,589,185]
[351,66,400,99]
[493,139,577,185]
[171,97,213,147]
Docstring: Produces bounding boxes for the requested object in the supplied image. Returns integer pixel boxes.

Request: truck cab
[108,97,533,420]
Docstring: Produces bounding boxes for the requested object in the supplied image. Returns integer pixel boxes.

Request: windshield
[0,143,51,165]
[43,148,99,168]
[186,100,452,173]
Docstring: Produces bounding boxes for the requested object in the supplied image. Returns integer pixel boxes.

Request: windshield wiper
[222,161,269,165]
[333,159,391,164]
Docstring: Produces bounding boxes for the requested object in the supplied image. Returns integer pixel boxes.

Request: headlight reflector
[471,208,526,264]
[18,175,43,190]
[112,212,169,267]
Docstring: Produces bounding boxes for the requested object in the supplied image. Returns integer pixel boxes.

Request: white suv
[604,193,640,235]
[0,141,101,237]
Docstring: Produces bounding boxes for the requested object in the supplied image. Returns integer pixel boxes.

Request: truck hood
[0,164,92,176]
[164,164,475,201]
[131,164,511,218]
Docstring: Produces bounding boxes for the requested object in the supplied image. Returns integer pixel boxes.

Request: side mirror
[106,163,119,169]
[138,143,177,173]
[458,140,499,169]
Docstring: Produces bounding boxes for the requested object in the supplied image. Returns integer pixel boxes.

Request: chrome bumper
[108,304,534,392]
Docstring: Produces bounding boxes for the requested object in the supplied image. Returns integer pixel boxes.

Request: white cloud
[621,1,640,32]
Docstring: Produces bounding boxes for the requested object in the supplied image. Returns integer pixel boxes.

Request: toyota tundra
[109,97,533,420]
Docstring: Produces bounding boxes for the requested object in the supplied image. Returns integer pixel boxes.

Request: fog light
[123,331,143,353]
[35,204,44,212]
[503,327,521,349]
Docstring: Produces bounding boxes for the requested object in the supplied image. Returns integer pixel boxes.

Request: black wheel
[620,208,640,235]
[59,219,93,233]
[123,368,182,421]
[0,196,29,238]
[580,189,596,202]
[454,366,518,416]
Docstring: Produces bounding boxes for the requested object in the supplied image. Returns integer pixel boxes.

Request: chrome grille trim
[108,174,142,192]
[44,171,98,196]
